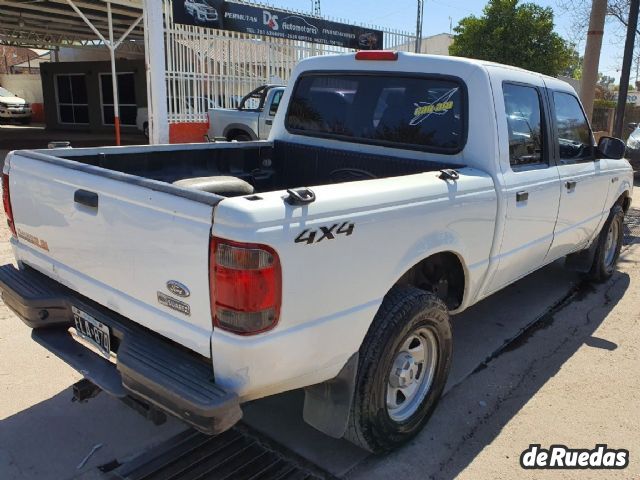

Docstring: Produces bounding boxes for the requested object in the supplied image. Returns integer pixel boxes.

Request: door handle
[74,189,98,209]
[516,191,529,202]
[265,119,273,125]
[565,180,577,191]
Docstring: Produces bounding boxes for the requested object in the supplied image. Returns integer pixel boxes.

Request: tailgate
[6,152,216,356]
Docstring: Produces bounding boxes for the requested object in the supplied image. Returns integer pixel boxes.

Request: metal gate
[162,0,416,124]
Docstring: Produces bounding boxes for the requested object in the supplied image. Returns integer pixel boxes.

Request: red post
[114,116,121,146]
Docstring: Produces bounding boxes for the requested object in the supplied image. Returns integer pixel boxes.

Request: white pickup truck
[208,85,286,141]
[0,52,633,453]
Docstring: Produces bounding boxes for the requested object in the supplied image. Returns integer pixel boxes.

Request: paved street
[0,145,637,479]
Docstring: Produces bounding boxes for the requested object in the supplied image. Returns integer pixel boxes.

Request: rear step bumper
[0,264,242,435]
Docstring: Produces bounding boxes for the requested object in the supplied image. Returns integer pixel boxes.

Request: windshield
[0,87,16,97]
[286,73,465,153]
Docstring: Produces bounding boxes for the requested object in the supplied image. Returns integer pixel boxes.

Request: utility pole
[415,0,424,53]
[613,0,640,138]
[580,0,607,122]
[312,0,321,16]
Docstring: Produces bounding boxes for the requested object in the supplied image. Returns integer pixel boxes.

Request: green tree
[562,49,583,80]
[449,0,578,76]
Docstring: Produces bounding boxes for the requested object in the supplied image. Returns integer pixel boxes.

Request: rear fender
[391,235,474,313]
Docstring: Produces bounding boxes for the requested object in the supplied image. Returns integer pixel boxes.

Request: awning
[0,0,143,49]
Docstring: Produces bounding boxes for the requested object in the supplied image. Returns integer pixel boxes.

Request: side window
[553,92,594,162]
[502,83,545,167]
[269,90,283,116]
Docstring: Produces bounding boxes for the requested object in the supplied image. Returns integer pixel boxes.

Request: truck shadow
[0,383,185,480]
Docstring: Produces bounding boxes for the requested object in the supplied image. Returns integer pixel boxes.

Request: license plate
[72,306,111,358]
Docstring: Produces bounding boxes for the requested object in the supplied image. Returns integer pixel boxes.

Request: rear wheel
[344,286,452,453]
[228,132,252,142]
[586,205,624,283]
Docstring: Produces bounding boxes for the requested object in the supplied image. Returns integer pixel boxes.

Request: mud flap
[565,238,599,273]
[302,353,358,438]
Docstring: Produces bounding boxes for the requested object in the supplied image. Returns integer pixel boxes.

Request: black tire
[344,286,452,453]
[229,132,252,142]
[586,205,624,283]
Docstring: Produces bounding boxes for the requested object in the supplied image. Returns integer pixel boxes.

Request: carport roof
[0,0,144,49]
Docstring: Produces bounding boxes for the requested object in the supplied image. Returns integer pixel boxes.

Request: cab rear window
[285,73,465,153]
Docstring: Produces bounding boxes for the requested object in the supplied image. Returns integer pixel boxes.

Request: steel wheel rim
[386,327,438,422]
[604,220,619,270]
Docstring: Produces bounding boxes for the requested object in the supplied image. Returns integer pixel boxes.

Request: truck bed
[36,140,461,198]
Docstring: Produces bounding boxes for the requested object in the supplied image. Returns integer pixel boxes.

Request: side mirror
[628,122,638,131]
[596,136,626,160]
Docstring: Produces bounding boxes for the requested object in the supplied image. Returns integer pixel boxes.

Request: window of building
[56,74,89,124]
[100,73,137,126]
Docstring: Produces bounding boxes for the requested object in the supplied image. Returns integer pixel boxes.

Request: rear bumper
[0,263,242,435]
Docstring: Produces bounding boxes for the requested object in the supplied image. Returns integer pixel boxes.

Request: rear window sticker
[410,87,458,126]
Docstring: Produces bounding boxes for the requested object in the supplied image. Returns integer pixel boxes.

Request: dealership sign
[173,0,384,50]
[613,91,640,106]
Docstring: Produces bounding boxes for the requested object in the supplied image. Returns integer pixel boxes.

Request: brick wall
[0,47,40,74]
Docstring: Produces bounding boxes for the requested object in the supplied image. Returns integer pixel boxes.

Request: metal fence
[592,107,615,133]
[163,0,416,123]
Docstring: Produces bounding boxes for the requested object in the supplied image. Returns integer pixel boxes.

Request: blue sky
[270,0,625,80]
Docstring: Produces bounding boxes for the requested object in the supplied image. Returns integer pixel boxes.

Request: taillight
[210,237,281,335]
[2,174,16,237]
[355,50,398,61]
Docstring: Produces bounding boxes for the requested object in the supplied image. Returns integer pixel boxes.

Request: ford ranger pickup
[0,51,633,453]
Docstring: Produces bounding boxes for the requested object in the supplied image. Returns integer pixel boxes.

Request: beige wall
[558,75,581,95]
[0,74,43,103]
[420,33,453,55]
[393,33,454,56]
[58,47,144,62]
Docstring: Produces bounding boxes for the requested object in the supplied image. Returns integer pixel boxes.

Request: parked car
[0,86,32,125]
[0,52,632,454]
[624,123,640,173]
[208,84,285,141]
[185,0,218,23]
